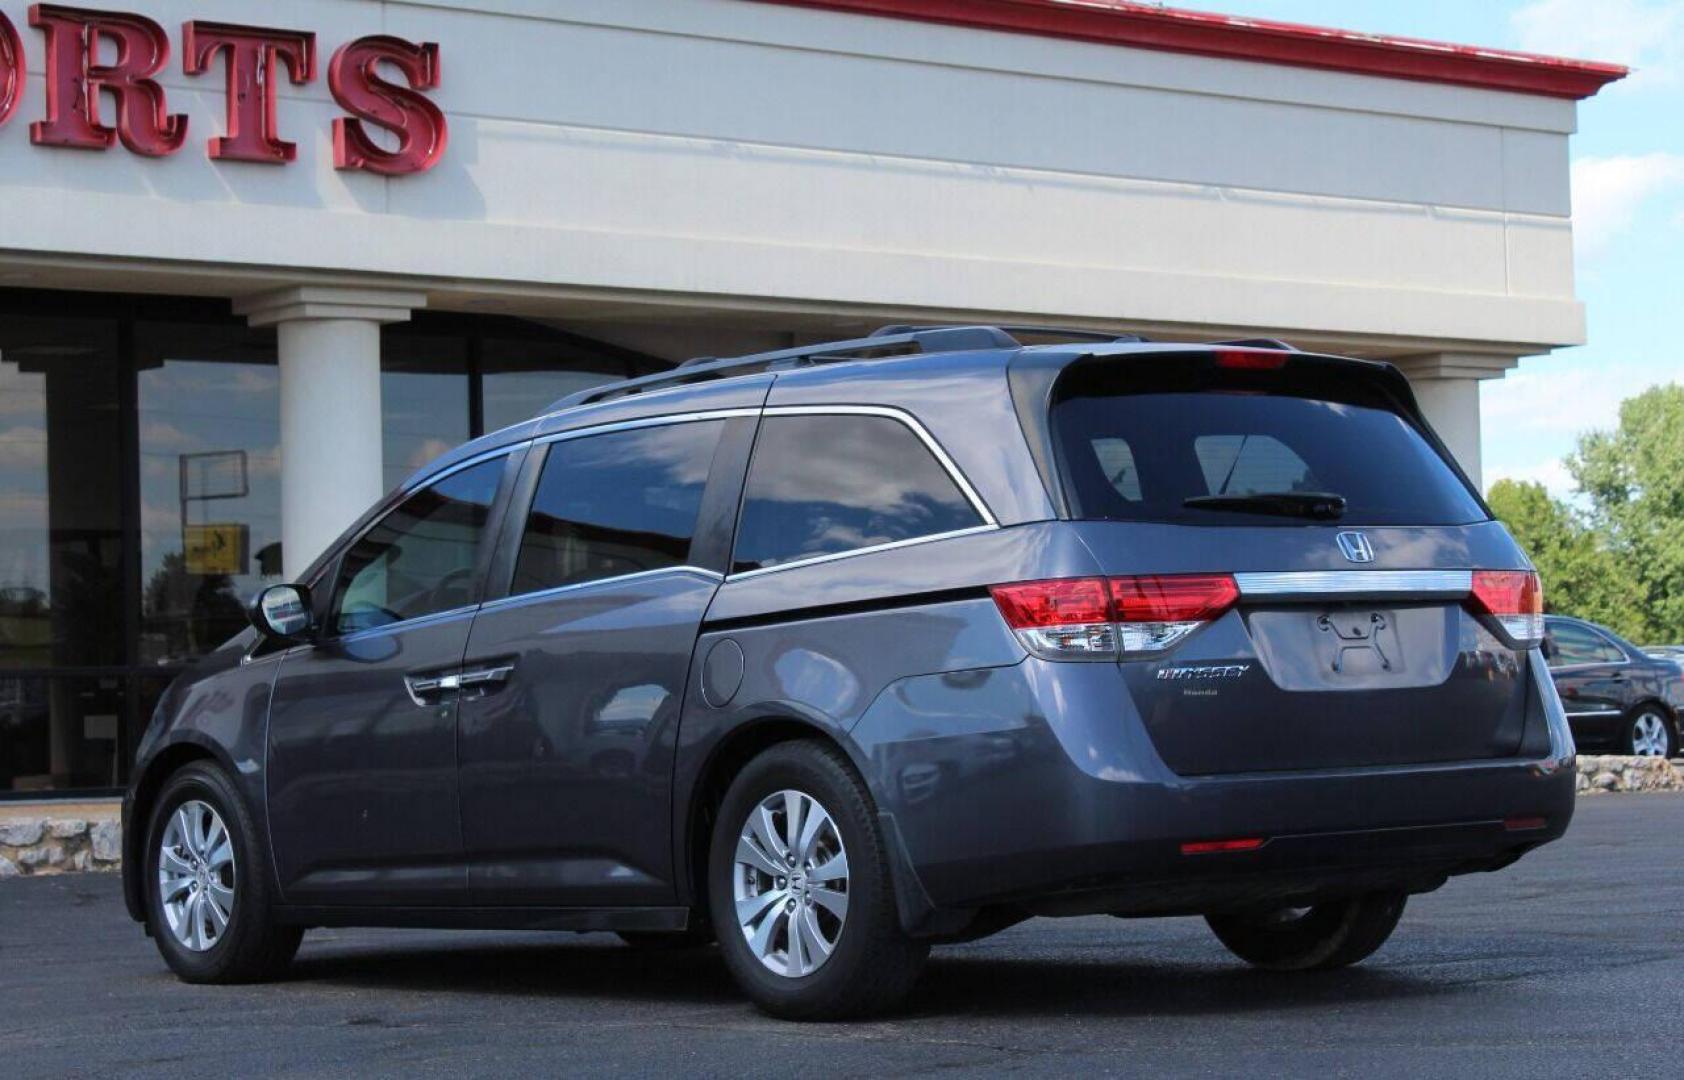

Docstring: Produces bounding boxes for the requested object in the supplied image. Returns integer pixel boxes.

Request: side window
[1547,624,1621,667]
[732,413,984,574]
[512,420,725,594]
[1091,437,1142,502]
[333,457,505,634]
[1195,434,1319,496]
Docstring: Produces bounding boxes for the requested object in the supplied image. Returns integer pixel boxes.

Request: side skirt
[274,905,693,933]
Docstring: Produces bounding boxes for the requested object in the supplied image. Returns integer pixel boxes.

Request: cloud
[1483,365,1631,439]
[1568,154,1684,257]
[1486,458,1576,500]
[1512,0,1684,91]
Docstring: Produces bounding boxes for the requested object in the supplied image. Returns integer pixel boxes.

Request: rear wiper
[1182,491,1347,520]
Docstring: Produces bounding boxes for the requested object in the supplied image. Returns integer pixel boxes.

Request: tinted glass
[334,458,504,634]
[1052,363,1487,526]
[381,335,470,494]
[1547,623,1624,667]
[0,674,127,794]
[0,315,124,669]
[137,323,281,666]
[513,421,724,594]
[733,415,982,574]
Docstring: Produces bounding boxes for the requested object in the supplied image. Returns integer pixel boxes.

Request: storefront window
[0,675,127,793]
[381,335,470,493]
[482,339,626,432]
[136,323,282,668]
[0,315,124,670]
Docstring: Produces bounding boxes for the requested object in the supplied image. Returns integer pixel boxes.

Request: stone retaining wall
[0,816,122,878]
[1575,755,1684,794]
[1,758,1681,877]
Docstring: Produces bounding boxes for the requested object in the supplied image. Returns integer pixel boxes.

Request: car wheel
[144,762,303,983]
[1205,892,1406,971]
[707,740,928,1020]
[1624,708,1676,758]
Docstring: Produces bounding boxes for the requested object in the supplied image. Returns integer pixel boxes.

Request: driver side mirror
[249,584,316,644]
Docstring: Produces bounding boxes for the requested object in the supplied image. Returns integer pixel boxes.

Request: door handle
[404,671,460,706]
[457,664,515,689]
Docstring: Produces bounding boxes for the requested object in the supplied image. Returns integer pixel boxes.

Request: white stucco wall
[0,0,1583,354]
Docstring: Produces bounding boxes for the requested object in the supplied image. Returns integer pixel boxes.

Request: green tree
[1567,384,1684,642]
[1486,478,1647,639]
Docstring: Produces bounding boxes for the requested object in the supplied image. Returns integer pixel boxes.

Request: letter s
[328,36,446,176]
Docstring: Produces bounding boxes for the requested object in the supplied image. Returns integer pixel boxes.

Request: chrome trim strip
[1234,569,1474,598]
[761,404,999,527]
[1564,708,1623,718]
[726,524,998,582]
[536,408,761,447]
[479,566,724,612]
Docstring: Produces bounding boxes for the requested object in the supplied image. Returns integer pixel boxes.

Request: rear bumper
[853,650,1575,931]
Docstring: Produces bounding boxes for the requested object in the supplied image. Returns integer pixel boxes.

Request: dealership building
[0,0,1623,797]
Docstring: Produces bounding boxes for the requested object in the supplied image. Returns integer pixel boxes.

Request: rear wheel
[707,740,927,1019]
[144,762,302,983]
[1206,892,1406,971]
[1624,707,1676,758]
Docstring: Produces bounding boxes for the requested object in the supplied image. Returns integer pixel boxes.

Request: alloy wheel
[1631,713,1670,757]
[732,789,849,978]
[158,800,236,952]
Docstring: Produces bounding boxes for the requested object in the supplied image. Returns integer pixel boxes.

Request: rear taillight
[990,574,1237,660]
[1468,570,1544,648]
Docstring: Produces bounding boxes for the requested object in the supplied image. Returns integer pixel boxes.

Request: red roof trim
[751,0,1627,100]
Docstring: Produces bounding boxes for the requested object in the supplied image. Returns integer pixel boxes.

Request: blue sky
[1184,0,1684,497]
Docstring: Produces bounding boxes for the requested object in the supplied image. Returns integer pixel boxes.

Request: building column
[235,286,427,579]
[1392,352,1520,492]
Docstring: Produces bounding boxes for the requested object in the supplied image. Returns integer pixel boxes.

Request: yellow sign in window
[184,524,249,576]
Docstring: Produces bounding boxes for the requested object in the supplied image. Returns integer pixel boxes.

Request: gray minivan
[122,326,1575,1019]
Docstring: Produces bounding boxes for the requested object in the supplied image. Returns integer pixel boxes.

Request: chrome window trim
[535,408,760,448]
[480,565,724,613]
[402,444,522,493]
[330,602,481,644]
[726,524,998,582]
[1233,569,1474,598]
[759,404,998,527]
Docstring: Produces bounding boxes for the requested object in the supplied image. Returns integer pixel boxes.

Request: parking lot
[5,793,1682,1079]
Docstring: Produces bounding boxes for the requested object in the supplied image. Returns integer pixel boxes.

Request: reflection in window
[137,325,281,666]
[0,675,126,793]
[0,316,124,670]
[334,458,503,634]
[513,421,724,594]
[732,415,982,574]
[381,336,470,493]
[482,339,626,433]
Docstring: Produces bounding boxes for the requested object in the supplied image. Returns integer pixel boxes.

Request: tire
[1623,707,1676,758]
[707,740,927,1020]
[143,762,303,983]
[1205,892,1406,972]
[616,924,715,951]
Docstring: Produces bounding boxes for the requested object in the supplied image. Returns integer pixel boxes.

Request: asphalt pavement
[5,794,1683,1078]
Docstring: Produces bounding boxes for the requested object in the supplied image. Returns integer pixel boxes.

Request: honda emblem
[1336,531,1375,563]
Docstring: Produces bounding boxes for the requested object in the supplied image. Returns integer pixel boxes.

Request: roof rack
[875,323,1147,344]
[548,325,1019,410]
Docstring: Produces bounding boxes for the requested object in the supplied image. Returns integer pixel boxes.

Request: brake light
[1214,348,1288,371]
[1110,574,1239,653]
[989,574,1238,660]
[1468,570,1544,647]
[1181,837,1266,855]
[989,578,1117,660]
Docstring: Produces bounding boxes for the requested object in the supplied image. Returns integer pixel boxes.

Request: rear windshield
[1050,361,1487,526]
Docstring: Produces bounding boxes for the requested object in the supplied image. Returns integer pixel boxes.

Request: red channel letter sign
[0,4,446,174]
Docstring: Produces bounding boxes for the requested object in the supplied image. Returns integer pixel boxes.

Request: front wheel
[708,740,927,1019]
[1205,892,1406,972]
[1624,708,1676,758]
[144,762,302,983]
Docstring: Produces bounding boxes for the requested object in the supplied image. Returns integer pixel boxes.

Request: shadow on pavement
[283,934,1458,1020]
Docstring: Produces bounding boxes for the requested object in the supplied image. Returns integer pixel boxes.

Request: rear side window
[1051,362,1486,526]
[732,413,983,573]
[512,420,725,594]
[1546,623,1625,667]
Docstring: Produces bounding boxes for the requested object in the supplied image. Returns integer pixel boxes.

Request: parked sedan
[1545,616,1684,757]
